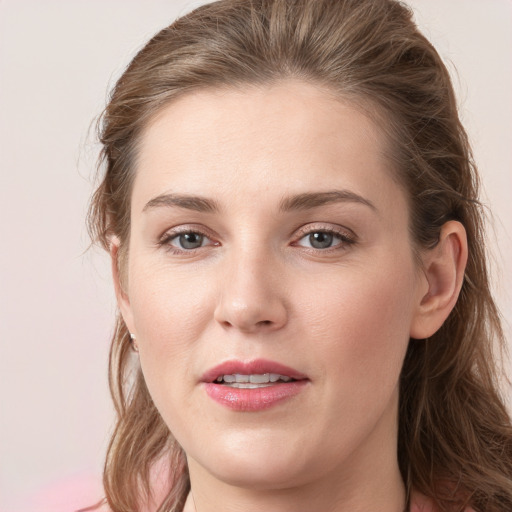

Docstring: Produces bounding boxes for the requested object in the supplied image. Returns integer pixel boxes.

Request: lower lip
[204,381,308,411]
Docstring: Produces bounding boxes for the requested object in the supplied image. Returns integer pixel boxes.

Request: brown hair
[87,1,512,511]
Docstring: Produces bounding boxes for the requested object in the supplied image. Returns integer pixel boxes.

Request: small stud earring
[130,333,139,353]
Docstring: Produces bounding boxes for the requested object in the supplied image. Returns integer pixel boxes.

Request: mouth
[201,359,309,411]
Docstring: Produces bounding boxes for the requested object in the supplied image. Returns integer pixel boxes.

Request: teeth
[249,374,269,384]
[228,382,274,389]
[216,373,294,385]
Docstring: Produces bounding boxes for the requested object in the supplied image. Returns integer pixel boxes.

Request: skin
[112,81,467,512]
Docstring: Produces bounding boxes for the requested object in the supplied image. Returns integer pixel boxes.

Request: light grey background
[1,1,510,510]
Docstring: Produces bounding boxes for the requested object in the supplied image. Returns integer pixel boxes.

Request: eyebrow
[143,193,220,213]
[142,189,377,214]
[278,190,377,213]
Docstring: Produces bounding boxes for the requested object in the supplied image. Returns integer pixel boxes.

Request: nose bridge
[214,240,288,333]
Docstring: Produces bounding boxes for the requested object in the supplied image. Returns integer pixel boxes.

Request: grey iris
[310,232,333,249]
[180,233,203,249]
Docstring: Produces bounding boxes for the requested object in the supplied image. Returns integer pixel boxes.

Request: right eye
[170,232,208,250]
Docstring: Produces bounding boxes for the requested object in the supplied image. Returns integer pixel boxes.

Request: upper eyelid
[160,222,353,237]
[293,223,356,240]
[159,223,356,249]
[159,224,216,243]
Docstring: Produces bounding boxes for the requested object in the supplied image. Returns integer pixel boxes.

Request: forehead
[133,80,404,216]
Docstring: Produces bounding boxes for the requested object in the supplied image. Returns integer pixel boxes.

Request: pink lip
[201,359,309,412]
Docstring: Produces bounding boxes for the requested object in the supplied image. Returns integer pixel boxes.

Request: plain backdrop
[0,1,510,510]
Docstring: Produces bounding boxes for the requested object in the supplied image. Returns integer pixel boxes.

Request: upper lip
[201,359,308,383]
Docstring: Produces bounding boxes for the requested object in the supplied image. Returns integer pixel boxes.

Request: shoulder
[410,490,476,512]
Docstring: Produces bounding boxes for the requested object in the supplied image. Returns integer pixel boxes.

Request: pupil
[180,233,203,249]
[310,232,333,249]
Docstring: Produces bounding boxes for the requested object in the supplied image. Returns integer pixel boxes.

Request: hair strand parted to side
[87,1,512,511]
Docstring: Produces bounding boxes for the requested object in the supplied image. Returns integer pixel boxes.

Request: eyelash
[158,225,356,256]
[158,227,218,255]
[293,226,356,253]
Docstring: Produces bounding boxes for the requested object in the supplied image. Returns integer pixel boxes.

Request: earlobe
[109,236,136,334]
[410,221,468,340]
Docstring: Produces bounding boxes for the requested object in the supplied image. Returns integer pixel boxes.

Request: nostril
[214,294,288,332]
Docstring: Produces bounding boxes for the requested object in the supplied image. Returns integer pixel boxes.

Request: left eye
[169,232,210,250]
[296,230,346,249]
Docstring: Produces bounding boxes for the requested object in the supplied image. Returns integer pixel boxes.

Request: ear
[410,221,468,340]
[109,236,136,335]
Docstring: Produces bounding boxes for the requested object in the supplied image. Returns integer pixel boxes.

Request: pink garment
[16,475,475,512]
[410,491,476,512]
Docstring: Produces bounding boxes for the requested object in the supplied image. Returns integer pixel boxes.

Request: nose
[213,249,288,334]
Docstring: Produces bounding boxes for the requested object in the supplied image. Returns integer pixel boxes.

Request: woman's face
[117,81,427,490]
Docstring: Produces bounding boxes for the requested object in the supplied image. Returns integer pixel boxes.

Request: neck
[185,463,405,512]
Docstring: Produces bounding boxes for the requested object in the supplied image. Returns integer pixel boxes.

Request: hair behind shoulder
[87,1,512,511]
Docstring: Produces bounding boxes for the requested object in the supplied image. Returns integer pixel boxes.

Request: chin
[207,457,307,490]
[188,430,319,490]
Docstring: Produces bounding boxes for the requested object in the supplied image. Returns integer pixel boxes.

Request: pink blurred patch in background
[4,472,105,512]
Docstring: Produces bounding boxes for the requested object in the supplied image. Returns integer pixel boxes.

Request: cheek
[126,259,214,411]
[129,257,213,344]
[301,256,417,411]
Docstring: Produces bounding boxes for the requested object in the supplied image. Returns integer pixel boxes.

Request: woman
[86,0,512,511]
